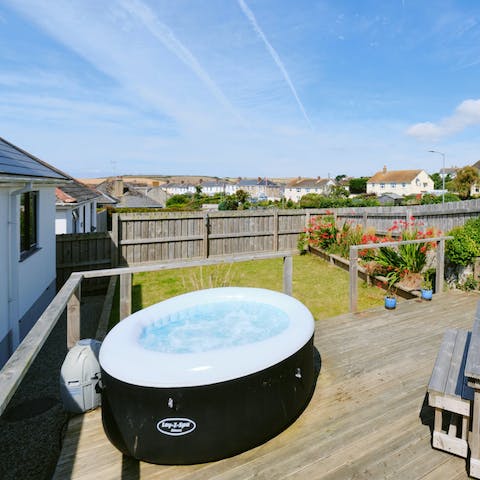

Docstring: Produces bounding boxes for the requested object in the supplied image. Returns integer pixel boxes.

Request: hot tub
[99,287,315,464]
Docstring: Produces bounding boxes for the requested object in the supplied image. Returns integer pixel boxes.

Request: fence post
[120,273,132,320]
[349,247,358,313]
[405,209,412,224]
[203,213,209,258]
[111,213,119,267]
[273,210,279,251]
[283,256,293,296]
[67,283,81,348]
[436,238,446,294]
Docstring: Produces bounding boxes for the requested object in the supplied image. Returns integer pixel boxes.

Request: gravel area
[0,295,105,480]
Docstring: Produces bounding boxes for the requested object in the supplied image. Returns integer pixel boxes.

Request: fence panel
[56,232,112,291]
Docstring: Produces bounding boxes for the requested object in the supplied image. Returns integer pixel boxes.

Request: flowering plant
[299,215,338,252]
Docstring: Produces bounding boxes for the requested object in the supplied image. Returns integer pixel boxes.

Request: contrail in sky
[238,0,313,129]
[120,0,244,124]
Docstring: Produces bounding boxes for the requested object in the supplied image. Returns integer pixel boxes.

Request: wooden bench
[428,328,474,458]
[466,305,480,478]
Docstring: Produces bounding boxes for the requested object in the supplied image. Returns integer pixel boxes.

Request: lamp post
[429,150,446,204]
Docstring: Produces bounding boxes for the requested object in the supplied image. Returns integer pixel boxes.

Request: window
[380,183,385,189]
[402,183,406,188]
[20,191,38,259]
[391,183,396,188]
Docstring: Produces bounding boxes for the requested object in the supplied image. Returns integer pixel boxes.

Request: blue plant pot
[421,289,433,301]
[385,296,397,310]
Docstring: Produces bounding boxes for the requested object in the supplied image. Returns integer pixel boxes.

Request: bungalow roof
[0,136,68,181]
[56,179,102,205]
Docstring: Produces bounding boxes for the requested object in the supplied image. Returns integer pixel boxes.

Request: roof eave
[0,175,72,187]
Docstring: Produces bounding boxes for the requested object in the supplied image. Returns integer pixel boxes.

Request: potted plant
[421,276,433,301]
[384,273,398,310]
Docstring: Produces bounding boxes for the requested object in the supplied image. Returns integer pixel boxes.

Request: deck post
[120,273,132,320]
[349,247,358,313]
[283,255,293,296]
[436,238,445,295]
[67,283,81,349]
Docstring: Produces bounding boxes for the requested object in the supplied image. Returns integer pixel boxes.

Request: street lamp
[429,150,446,204]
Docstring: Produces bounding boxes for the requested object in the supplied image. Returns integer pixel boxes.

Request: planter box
[309,246,419,300]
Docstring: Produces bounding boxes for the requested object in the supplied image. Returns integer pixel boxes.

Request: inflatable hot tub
[99,287,315,464]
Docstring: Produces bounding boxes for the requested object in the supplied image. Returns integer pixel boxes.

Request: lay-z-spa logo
[157,418,197,436]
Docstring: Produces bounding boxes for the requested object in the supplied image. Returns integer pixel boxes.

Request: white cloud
[407,99,480,140]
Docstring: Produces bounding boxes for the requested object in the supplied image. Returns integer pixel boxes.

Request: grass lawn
[109,254,384,325]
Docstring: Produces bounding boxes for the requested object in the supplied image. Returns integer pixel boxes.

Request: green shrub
[446,221,480,266]
[460,275,478,291]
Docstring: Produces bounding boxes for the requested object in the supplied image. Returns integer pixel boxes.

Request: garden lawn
[119,254,384,323]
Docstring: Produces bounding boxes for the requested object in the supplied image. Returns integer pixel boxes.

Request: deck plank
[54,291,480,480]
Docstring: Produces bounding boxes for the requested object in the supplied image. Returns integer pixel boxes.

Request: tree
[330,185,349,197]
[298,193,323,208]
[335,174,347,182]
[166,194,192,208]
[430,172,452,190]
[218,195,239,210]
[349,177,368,194]
[194,185,203,199]
[452,166,480,199]
[235,189,249,205]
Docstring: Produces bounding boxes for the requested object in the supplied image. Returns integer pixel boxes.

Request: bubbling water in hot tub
[138,301,290,354]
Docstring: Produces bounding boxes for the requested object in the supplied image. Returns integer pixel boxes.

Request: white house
[367,167,434,196]
[284,177,336,202]
[200,180,230,196]
[164,182,196,196]
[0,137,68,368]
[55,178,102,234]
[236,178,282,201]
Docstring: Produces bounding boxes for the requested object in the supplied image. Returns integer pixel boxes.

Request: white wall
[0,189,9,350]
[55,210,69,234]
[18,187,56,319]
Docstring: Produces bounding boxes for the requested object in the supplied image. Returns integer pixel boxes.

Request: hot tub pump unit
[60,339,102,413]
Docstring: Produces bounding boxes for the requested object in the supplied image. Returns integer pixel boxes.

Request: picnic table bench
[428,303,480,478]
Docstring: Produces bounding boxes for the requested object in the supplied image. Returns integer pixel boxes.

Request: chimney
[383,165,387,173]
[113,177,124,197]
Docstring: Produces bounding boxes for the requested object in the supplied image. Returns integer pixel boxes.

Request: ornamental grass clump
[373,218,441,288]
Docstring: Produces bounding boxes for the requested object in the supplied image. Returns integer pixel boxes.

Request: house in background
[367,167,434,196]
[284,177,336,202]
[236,178,282,201]
[0,137,68,368]
[55,178,102,234]
[164,182,196,196]
[95,177,165,208]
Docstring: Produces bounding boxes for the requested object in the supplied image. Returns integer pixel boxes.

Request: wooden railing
[0,251,295,416]
[349,236,452,313]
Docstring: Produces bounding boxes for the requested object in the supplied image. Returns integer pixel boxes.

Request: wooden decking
[54,292,480,479]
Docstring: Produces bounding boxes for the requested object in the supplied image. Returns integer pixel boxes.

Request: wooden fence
[56,232,112,290]
[334,198,480,233]
[110,210,308,266]
[56,201,480,284]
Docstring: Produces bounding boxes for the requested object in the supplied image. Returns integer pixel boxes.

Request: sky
[1,0,480,179]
